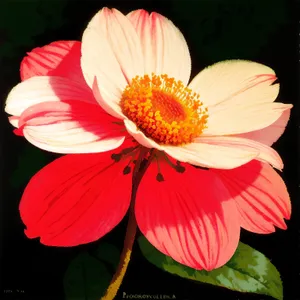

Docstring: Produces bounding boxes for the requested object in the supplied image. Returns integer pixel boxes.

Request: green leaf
[138,236,283,300]
[63,252,112,300]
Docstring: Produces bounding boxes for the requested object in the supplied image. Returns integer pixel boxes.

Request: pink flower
[5,8,292,271]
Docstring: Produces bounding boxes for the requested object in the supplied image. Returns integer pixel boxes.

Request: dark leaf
[138,236,283,300]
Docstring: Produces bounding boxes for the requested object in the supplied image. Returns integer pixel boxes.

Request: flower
[5,8,292,271]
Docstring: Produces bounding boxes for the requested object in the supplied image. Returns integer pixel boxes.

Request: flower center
[120,74,208,145]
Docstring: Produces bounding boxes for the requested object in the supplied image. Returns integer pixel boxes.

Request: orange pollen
[120,74,209,146]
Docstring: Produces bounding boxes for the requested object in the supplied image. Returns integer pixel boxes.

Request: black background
[1,0,299,299]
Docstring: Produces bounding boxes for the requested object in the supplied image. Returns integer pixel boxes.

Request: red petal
[13,128,24,136]
[213,160,291,233]
[20,41,86,86]
[9,116,24,136]
[135,158,240,271]
[20,149,134,246]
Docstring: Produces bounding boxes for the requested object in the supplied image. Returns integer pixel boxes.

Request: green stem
[101,148,153,300]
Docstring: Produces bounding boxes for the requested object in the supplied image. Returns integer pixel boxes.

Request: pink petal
[19,101,127,154]
[234,109,291,146]
[189,60,292,135]
[163,135,283,170]
[20,150,133,246]
[127,9,191,85]
[20,41,88,87]
[5,76,96,117]
[213,160,291,233]
[135,158,240,270]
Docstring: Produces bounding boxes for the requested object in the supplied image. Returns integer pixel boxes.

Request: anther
[123,166,131,175]
[156,173,165,182]
[121,147,137,155]
[111,153,122,162]
[175,165,185,173]
[175,161,185,173]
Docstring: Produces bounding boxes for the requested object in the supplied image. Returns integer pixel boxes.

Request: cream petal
[5,76,95,117]
[123,119,164,150]
[81,12,127,89]
[81,7,144,88]
[203,102,292,136]
[189,60,277,107]
[189,60,291,135]
[88,8,144,82]
[92,77,126,120]
[81,12,127,117]
[163,135,283,170]
[234,109,291,146]
[81,25,126,114]
[127,9,191,85]
[81,8,145,119]
[19,100,126,154]
[8,116,19,128]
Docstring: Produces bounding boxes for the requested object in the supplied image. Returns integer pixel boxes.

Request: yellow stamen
[120,74,208,145]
